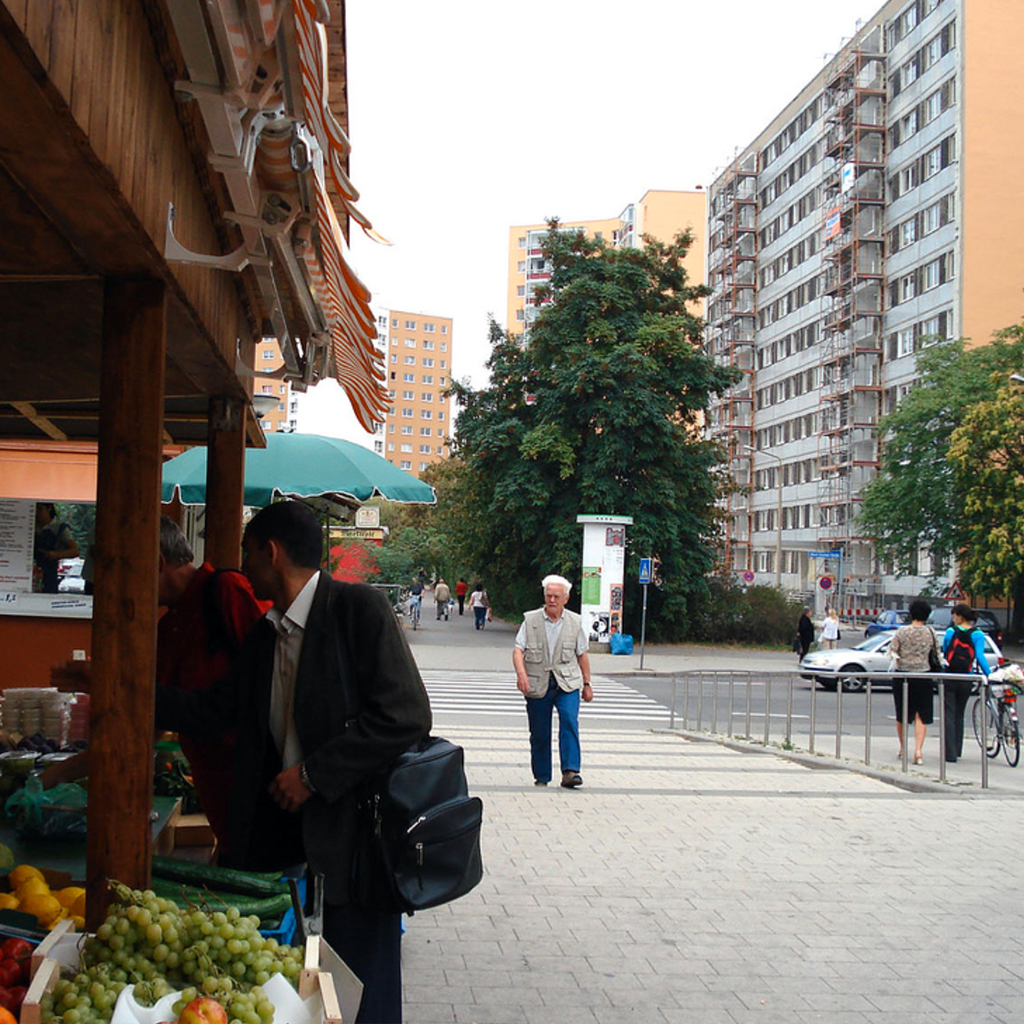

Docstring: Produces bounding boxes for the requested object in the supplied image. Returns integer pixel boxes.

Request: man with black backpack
[941,603,991,763]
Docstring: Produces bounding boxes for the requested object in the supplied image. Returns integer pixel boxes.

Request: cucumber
[148,878,293,920]
[151,856,289,896]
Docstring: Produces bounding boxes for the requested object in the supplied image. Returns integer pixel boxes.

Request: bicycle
[971,675,1021,767]
[408,593,422,631]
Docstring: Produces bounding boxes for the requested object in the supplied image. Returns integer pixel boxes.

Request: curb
[654,726,1018,796]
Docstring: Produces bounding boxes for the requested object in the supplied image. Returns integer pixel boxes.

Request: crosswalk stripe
[419,670,670,722]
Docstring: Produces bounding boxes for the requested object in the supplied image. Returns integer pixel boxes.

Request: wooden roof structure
[0,0,381,923]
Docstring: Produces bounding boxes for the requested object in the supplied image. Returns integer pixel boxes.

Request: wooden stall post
[203,397,246,569]
[87,278,167,928]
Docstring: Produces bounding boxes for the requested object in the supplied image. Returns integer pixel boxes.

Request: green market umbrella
[162,433,436,508]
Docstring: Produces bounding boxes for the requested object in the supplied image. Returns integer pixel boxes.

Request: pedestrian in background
[455,578,468,616]
[469,583,490,630]
[797,607,815,661]
[434,577,451,620]
[513,575,592,788]
[821,608,840,649]
[942,603,990,763]
[887,599,935,765]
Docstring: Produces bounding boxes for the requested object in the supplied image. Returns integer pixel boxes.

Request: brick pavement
[401,718,1024,1024]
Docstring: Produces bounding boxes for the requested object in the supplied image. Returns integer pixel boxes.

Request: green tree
[947,328,1024,636]
[449,224,740,638]
[858,325,1024,577]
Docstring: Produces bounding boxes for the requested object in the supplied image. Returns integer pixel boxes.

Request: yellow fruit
[8,864,44,889]
[70,892,86,918]
[15,876,50,900]
[19,893,63,927]
[70,915,85,931]
[0,893,18,910]
[46,909,68,930]
[55,886,85,910]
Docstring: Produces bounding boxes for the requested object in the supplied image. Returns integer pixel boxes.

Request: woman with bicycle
[888,599,938,765]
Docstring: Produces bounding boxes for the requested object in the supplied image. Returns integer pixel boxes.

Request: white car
[799,631,1005,693]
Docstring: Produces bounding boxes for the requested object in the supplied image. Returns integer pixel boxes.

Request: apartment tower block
[706,0,1024,609]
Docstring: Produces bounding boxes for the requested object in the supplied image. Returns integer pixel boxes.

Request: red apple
[177,997,228,1024]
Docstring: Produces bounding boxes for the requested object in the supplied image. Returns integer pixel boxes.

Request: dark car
[863,609,910,638]
[927,606,1003,646]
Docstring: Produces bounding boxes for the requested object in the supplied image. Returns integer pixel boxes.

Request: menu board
[0,499,93,618]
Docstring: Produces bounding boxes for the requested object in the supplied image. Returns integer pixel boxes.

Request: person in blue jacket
[941,603,990,763]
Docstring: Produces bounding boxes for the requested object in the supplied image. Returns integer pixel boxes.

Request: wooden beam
[9,402,67,441]
[203,397,246,569]
[87,277,166,927]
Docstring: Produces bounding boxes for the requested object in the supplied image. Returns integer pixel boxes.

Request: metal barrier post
[835,678,844,760]
[763,677,772,746]
[728,676,735,738]
[981,676,989,790]
[808,676,816,754]
[670,674,679,730]
[785,675,794,747]
[744,675,752,739]
[711,674,719,734]
[696,670,705,731]
[900,677,909,773]
[936,675,945,783]
[865,678,872,764]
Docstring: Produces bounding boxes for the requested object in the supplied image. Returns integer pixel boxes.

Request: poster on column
[576,515,633,646]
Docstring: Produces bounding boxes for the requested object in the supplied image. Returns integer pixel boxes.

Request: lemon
[19,893,63,927]
[70,892,86,918]
[0,893,18,910]
[15,876,50,900]
[70,915,85,931]
[46,908,68,930]
[8,864,44,889]
[55,886,85,910]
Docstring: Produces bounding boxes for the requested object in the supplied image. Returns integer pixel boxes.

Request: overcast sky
[299,0,884,439]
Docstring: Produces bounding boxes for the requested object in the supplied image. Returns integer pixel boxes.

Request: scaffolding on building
[818,25,886,608]
[706,153,759,575]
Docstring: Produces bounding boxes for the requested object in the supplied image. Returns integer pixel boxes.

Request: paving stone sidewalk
[401,720,1024,1024]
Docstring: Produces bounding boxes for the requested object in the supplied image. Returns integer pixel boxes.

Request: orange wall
[0,443,98,501]
[960,2,1024,346]
[0,615,93,689]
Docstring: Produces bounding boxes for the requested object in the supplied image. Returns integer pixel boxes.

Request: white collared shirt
[266,571,320,769]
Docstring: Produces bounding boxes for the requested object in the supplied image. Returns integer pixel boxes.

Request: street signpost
[809,550,843,611]
[638,559,652,669]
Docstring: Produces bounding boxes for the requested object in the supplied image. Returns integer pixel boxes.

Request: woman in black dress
[888,599,937,765]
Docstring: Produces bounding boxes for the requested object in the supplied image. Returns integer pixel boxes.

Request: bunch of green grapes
[40,883,305,1024]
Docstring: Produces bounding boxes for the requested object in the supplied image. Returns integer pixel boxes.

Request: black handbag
[928,632,942,673]
[350,736,483,915]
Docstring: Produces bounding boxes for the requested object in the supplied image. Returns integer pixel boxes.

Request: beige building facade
[252,338,297,434]
[507,189,707,337]
[705,0,1024,610]
[377,308,454,477]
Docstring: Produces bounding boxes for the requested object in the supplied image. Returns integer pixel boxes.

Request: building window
[404,355,416,365]
[405,339,416,348]
[422,358,434,367]
[404,320,416,330]
[421,393,433,402]
[419,444,432,454]
[517,261,526,273]
[421,410,432,419]
[401,425,413,435]
[441,325,447,334]
[387,442,395,452]
[516,310,525,321]
[403,373,415,382]
[518,236,526,247]
[517,285,525,297]
[400,461,412,470]
[400,443,412,453]
[423,323,435,332]
[422,340,434,350]
[402,408,413,418]
[421,375,433,384]
[420,427,432,436]
[402,390,414,400]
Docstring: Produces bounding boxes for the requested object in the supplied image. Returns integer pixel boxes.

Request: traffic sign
[742,570,755,583]
[944,579,966,601]
[638,558,652,585]
[809,550,842,559]
[819,575,834,590]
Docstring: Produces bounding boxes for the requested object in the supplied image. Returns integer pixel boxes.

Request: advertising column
[576,514,633,647]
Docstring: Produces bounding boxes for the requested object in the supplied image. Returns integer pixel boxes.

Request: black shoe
[534,780,548,787]
[560,772,583,789]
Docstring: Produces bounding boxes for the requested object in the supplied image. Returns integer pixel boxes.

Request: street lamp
[744,445,783,588]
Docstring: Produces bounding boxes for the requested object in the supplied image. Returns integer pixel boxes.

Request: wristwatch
[299,762,317,794]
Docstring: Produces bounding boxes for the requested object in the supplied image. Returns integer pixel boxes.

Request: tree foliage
[858,325,1024,577]
[945,323,1024,631]
[448,224,740,638]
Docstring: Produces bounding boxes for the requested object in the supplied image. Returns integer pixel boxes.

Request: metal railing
[668,670,997,787]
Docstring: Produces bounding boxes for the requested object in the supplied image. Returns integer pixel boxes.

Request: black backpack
[945,628,978,674]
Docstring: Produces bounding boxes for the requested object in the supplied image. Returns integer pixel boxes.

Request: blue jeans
[525,678,581,783]
[473,606,487,629]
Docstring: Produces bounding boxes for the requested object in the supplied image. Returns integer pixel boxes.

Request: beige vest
[521,607,584,697]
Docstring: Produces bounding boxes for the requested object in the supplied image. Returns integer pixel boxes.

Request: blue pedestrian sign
[639,558,652,584]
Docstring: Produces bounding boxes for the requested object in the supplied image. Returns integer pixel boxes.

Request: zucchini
[148,878,293,920]
[151,856,289,896]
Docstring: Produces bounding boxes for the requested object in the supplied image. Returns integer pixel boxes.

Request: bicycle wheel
[971,696,1000,757]
[1001,707,1020,767]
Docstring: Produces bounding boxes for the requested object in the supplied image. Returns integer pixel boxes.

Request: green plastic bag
[6,776,88,839]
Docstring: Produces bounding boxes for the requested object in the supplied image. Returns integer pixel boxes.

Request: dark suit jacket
[155,574,432,904]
